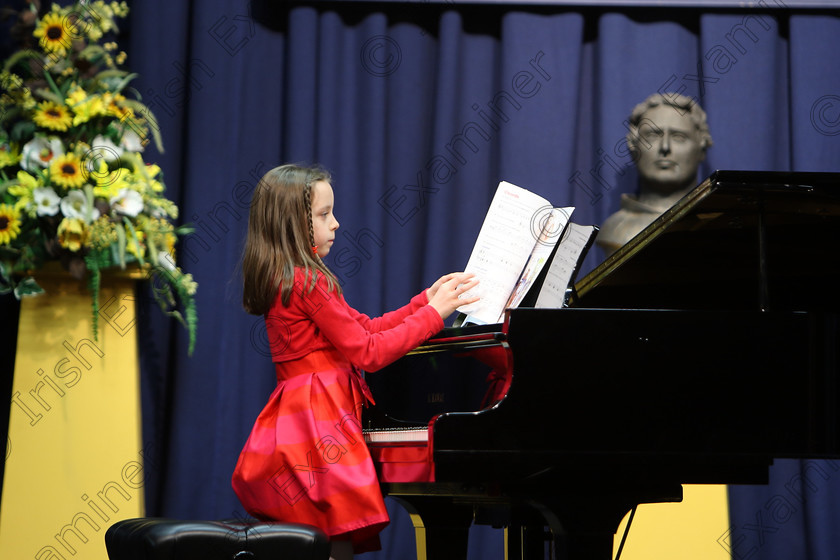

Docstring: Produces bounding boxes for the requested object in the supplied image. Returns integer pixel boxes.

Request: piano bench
[104,518,331,560]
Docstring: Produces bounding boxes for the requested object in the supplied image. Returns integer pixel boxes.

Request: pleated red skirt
[231,348,389,552]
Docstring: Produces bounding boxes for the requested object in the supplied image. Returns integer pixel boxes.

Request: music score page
[456,181,570,324]
[534,223,597,308]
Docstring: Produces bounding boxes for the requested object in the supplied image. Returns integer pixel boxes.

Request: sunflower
[104,93,134,121]
[0,204,22,245]
[33,12,73,55]
[50,153,87,189]
[32,101,73,132]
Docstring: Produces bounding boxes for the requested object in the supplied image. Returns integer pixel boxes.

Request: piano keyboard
[363,427,429,443]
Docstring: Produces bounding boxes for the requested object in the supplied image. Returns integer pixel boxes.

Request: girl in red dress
[232,164,478,559]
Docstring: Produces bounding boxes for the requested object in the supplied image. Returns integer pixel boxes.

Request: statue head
[626,93,713,196]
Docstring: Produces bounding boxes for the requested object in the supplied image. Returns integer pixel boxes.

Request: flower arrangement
[0,1,197,353]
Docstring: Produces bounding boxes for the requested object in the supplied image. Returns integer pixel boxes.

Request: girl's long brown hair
[242,164,341,315]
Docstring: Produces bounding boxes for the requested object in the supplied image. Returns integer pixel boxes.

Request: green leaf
[42,69,65,100]
[2,49,43,75]
[111,73,139,95]
[0,106,22,128]
[83,184,96,224]
[95,69,130,80]
[146,230,158,266]
[14,277,44,298]
[79,45,108,62]
[115,219,127,268]
[33,87,64,105]
[123,216,145,267]
[85,255,101,341]
[0,261,11,287]
[10,120,36,143]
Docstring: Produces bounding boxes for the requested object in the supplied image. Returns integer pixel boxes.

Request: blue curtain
[3,0,838,558]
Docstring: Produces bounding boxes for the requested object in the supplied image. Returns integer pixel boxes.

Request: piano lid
[571,170,840,312]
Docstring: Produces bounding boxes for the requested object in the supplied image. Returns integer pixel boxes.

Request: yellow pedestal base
[614,484,731,560]
[0,269,144,560]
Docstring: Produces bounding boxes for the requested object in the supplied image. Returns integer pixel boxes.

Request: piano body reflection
[363,171,840,560]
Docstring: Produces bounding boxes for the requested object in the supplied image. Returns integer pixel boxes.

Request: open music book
[455,181,597,326]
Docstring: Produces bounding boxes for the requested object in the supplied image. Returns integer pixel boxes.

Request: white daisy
[119,128,146,153]
[110,188,144,217]
[21,136,64,171]
[89,135,124,167]
[33,186,61,216]
[60,190,100,222]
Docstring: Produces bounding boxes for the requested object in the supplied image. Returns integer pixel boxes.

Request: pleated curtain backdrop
[2,1,838,559]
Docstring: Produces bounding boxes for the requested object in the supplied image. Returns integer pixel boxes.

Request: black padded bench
[105,518,331,560]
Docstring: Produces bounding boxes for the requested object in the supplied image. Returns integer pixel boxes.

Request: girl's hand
[426,272,462,301]
[427,273,480,320]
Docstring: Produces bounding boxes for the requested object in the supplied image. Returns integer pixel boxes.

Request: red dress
[232,268,443,552]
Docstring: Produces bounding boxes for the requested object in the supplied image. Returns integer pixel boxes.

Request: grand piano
[362,170,840,560]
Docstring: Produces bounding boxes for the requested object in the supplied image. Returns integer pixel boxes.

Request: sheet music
[500,207,573,321]
[457,181,554,325]
[535,223,597,308]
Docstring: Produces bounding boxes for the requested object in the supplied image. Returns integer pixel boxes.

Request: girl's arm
[349,273,469,332]
[303,275,444,372]
[346,291,430,333]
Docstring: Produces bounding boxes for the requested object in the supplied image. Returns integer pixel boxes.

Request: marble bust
[597,93,713,256]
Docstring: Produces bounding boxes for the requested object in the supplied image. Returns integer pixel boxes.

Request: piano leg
[507,523,549,559]
[391,496,474,560]
[529,483,684,560]
[554,531,615,560]
[507,520,614,560]
[497,504,550,560]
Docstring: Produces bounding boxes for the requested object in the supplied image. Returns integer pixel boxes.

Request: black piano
[363,170,840,560]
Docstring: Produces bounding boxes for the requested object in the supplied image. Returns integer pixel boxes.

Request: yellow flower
[65,86,87,108]
[0,204,22,245]
[0,71,23,90]
[139,163,165,192]
[33,12,72,55]
[104,93,134,120]
[0,72,36,111]
[181,272,198,296]
[50,153,87,189]
[33,101,73,132]
[91,161,130,200]
[8,170,42,213]
[141,217,176,255]
[111,2,130,18]
[71,95,107,126]
[57,218,88,252]
[16,169,42,189]
[0,142,21,169]
[87,216,119,250]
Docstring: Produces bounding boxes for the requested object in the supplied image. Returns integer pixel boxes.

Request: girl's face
[310,180,339,257]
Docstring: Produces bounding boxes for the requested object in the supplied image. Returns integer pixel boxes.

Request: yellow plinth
[0,268,144,560]
[613,484,731,559]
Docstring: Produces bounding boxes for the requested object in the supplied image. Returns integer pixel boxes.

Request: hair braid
[303,179,317,255]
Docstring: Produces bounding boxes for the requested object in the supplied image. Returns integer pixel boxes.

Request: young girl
[232,164,478,559]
